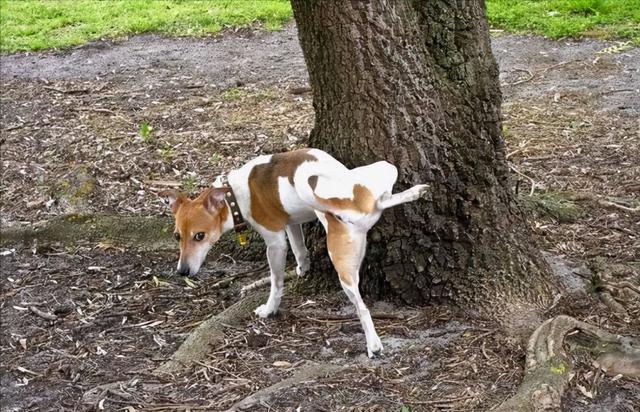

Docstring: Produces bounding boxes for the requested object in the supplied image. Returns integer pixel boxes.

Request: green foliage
[586,274,607,293]
[221,86,249,101]
[138,121,154,143]
[159,146,174,161]
[487,0,640,43]
[550,360,568,374]
[209,153,222,164]
[0,0,292,52]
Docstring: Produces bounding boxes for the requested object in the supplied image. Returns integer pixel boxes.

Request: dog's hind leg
[376,184,429,210]
[286,224,310,277]
[322,213,383,358]
[254,231,288,318]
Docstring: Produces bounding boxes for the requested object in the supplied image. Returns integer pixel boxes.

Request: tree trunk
[291,0,557,314]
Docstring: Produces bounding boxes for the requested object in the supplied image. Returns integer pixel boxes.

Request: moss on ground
[518,191,583,222]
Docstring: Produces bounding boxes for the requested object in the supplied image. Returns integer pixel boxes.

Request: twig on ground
[568,193,639,213]
[210,264,269,289]
[598,199,640,213]
[509,164,537,196]
[504,68,534,86]
[5,124,26,131]
[240,277,271,296]
[292,310,409,322]
[240,268,295,296]
[43,85,89,94]
[503,61,573,87]
[28,305,57,321]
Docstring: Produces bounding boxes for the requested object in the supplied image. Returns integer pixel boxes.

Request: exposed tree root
[496,315,640,411]
[0,213,265,259]
[587,263,639,317]
[154,290,269,375]
[227,362,345,411]
[599,291,628,315]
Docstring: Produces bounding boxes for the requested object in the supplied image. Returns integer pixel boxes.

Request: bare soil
[1,26,639,411]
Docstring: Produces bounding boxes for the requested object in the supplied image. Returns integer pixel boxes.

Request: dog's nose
[177,263,191,277]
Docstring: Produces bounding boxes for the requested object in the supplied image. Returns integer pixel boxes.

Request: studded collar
[221,175,247,234]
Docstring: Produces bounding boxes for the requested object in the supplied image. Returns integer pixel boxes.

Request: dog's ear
[203,188,228,213]
[159,190,186,214]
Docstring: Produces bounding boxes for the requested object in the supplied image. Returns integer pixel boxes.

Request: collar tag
[237,231,248,247]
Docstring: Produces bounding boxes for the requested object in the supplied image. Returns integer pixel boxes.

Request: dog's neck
[220,202,236,233]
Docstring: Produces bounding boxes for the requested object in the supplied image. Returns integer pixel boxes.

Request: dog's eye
[173,232,180,241]
[194,232,205,241]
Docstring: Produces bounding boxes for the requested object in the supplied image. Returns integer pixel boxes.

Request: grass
[487,0,640,43]
[0,0,638,52]
[0,0,292,52]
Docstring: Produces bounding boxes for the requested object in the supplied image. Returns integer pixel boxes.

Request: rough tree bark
[290,0,558,315]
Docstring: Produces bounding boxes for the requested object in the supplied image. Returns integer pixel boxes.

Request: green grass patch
[487,0,640,43]
[1,0,638,53]
[0,0,292,52]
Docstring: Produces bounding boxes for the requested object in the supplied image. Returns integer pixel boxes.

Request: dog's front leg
[255,232,288,318]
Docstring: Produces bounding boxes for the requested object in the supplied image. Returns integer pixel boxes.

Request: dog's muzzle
[177,262,192,277]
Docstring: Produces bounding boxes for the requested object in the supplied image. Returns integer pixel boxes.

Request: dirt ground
[1,25,639,411]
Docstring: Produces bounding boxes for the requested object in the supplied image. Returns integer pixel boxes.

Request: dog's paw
[296,258,310,277]
[413,184,430,200]
[367,336,384,358]
[254,304,276,318]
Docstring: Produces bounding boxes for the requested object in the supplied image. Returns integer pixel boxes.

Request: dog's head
[159,188,229,277]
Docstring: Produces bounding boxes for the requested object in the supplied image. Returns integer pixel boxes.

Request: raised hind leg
[376,184,429,209]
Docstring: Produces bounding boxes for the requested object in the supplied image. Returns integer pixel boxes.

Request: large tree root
[227,362,345,411]
[496,315,640,411]
[154,290,269,375]
[1,213,265,258]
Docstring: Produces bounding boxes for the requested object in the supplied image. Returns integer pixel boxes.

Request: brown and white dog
[160,149,428,357]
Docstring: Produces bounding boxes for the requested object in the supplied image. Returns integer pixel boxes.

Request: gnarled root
[154,290,268,375]
[496,315,640,411]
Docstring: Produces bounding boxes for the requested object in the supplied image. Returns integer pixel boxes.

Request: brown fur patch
[315,184,375,214]
[249,149,317,232]
[308,175,318,190]
[326,213,354,286]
